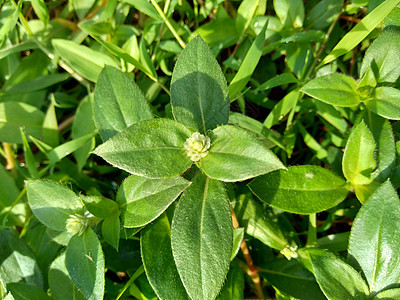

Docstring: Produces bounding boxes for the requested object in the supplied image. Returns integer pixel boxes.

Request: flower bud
[184,132,211,162]
[66,210,99,236]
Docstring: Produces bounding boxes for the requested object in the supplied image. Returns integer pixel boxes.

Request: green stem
[150,0,186,49]
[306,213,317,247]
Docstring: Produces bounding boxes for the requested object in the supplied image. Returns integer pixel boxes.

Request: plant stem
[306,213,317,246]
[304,0,348,82]
[150,0,186,49]
[115,265,145,300]
[230,204,265,299]
[3,143,16,171]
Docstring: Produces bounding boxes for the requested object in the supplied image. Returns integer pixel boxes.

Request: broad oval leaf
[360,27,400,84]
[171,35,229,133]
[94,66,153,141]
[93,118,193,178]
[52,39,118,82]
[66,228,105,300]
[365,87,400,120]
[7,282,52,300]
[216,261,244,300]
[301,73,360,107]
[248,165,349,214]
[49,253,86,300]
[26,180,83,231]
[342,121,377,185]
[0,229,43,288]
[171,173,233,300]
[117,174,190,227]
[199,125,285,182]
[0,102,45,144]
[260,258,326,300]
[348,181,400,297]
[141,213,190,300]
[308,249,369,300]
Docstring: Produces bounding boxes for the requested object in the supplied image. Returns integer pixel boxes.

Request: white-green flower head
[184,132,211,162]
[66,210,98,236]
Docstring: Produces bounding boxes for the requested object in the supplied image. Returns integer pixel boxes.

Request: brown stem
[58,115,75,132]
[230,204,266,299]
[3,142,16,171]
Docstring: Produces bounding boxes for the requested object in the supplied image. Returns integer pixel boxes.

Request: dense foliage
[1,0,400,299]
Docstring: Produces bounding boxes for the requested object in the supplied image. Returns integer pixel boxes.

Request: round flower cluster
[184,132,211,162]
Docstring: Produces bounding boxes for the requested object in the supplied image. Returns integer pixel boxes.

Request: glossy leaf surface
[248,165,348,214]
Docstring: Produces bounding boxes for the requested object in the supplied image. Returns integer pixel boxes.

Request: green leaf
[0,164,19,212]
[171,173,233,300]
[232,191,288,251]
[264,90,300,128]
[121,0,161,20]
[139,39,157,79]
[30,0,50,25]
[348,181,400,296]
[229,22,267,101]
[171,35,229,133]
[52,39,118,82]
[301,73,360,107]
[342,121,376,185]
[216,261,244,300]
[73,0,95,19]
[0,102,45,144]
[66,228,105,300]
[199,125,285,182]
[230,228,244,261]
[308,249,369,300]
[47,132,97,164]
[372,289,400,300]
[248,165,349,214]
[7,282,52,300]
[93,118,193,178]
[20,129,39,179]
[26,180,83,231]
[81,195,119,219]
[365,87,400,120]
[260,259,326,300]
[314,100,348,133]
[141,213,189,300]
[49,253,86,300]
[3,73,69,93]
[360,27,400,84]
[274,0,304,28]
[71,95,96,170]
[321,0,400,65]
[254,73,299,92]
[93,66,153,141]
[116,174,190,228]
[305,0,342,29]
[42,99,59,148]
[0,229,43,288]
[102,214,120,250]
[0,2,21,45]
[363,113,395,182]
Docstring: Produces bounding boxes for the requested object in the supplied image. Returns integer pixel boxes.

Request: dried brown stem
[230,204,266,299]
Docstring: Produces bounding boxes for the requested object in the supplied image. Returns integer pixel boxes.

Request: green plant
[1,0,400,299]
